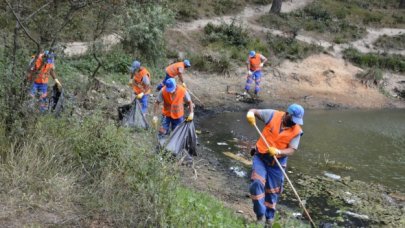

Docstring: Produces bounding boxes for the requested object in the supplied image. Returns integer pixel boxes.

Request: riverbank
[178,110,405,227]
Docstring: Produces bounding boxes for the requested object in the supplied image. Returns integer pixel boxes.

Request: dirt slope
[185,53,404,111]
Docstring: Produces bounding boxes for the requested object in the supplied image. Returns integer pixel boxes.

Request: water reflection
[198,109,405,191]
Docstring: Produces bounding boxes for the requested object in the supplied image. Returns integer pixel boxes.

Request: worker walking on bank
[156,59,191,91]
[245,51,267,97]
[28,50,62,112]
[129,60,151,114]
[246,104,304,226]
[153,78,194,135]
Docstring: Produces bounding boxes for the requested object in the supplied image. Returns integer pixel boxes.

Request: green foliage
[171,0,199,21]
[121,4,175,65]
[343,48,405,72]
[0,114,256,227]
[259,0,404,44]
[203,21,250,47]
[195,22,271,71]
[374,34,405,51]
[170,187,254,227]
[250,0,272,4]
[363,12,383,25]
[266,34,324,61]
[213,0,243,15]
[356,68,383,82]
[189,52,231,74]
[101,49,133,74]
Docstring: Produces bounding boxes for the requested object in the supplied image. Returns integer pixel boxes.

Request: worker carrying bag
[158,121,197,162]
[48,83,64,117]
[118,100,149,129]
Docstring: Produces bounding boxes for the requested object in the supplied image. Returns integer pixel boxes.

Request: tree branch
[5,0,40,50]
[23,0,52,23]
[49,2,89,48]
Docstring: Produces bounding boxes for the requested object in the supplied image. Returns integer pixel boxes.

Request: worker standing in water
[246,104,304,226]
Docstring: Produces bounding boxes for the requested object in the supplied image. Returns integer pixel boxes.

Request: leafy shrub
[121,4,174,65]
[267,34,323,60]
[363,12,383,24]
[203,21,250,47]
[102,49,133,74]
[374,34,405,50]
[173,0,199,21]
[343,48,405,72]
[190,52,231,74]
[303,3,332,21]
[213,0,243,15]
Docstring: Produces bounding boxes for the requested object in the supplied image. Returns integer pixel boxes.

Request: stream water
[198,109,405,192]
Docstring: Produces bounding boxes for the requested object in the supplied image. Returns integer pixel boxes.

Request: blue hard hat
[287,104,304,125]
[184,59,191,68]
[130,60,141,73]
[249,50,256,57]
[165,78,177,93]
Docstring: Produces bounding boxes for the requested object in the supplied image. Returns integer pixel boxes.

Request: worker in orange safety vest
[245,50,267,97]
[129,60,151,114]
[246,104,304,226]
[156,60,191,91]
[153,78,194,135]
[28,50,62,112]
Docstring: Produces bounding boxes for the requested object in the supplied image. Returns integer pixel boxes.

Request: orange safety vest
[132,67,151,94]
[256,111,302,157]
[34,57,53,84]
[165,62,185,77]
[161,85,186,119]
[33,54,44,70]
[249,54,262,72]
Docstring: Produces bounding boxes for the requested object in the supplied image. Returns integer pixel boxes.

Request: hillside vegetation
[0,0,404,226]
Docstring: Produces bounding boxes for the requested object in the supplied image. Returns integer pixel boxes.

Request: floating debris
[337,210,369,220]
[217,142,228,146]
[324,172,341,180]
[223,152,252,166]
[230,166,247,177]
[292,212,302,218]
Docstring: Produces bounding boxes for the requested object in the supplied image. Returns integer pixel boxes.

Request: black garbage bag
[159,121,197,158]
[118,100,149,129]
[48,84,64,117]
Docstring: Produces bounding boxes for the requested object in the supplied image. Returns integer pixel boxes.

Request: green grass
[343,48,405,73]
[0,114,259,227]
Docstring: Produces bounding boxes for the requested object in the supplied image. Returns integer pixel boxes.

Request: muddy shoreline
[179,118,405,227]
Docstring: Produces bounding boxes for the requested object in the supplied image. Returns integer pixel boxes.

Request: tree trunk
[270,0,283,14]
[400,0,405,8]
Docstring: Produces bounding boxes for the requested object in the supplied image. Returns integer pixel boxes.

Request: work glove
[248,71,253,76]
[152,116,159,128]
[136,92,144,99]
[128,79,133,87]
[260,63,264,68]
[186,112,194,122]
[54,79,62,90]
[268,147,281,156]
[246,111,256,126]
[182,82,187,89]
